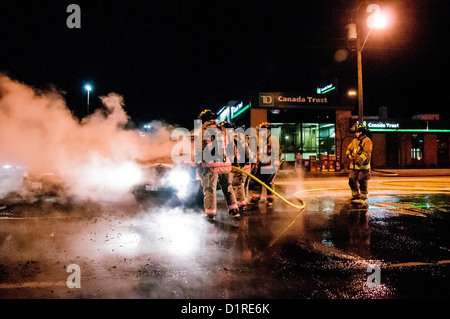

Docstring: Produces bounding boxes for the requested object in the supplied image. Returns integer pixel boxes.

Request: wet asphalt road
[1,175,450,299]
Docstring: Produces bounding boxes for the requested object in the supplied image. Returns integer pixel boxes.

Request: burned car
[132,162,203,208]
[0,164,27,196]
[1,158,204,209]
[0,164,72,212]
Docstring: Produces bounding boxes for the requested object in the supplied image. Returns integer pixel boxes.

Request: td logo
[259,93,274,106]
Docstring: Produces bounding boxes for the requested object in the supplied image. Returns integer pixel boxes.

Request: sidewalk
[371,169,450,177]
[277,168,450,179]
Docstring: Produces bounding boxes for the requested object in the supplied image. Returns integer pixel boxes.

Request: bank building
[215,90,450,172]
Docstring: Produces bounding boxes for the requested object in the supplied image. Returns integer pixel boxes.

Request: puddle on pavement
[0,192,450,298]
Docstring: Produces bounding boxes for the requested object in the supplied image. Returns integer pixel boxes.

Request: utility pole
[357,43,364,124]
[347,3,390,125]
[347,22,364,124]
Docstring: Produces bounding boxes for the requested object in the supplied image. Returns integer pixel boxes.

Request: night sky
[1,0,449,128]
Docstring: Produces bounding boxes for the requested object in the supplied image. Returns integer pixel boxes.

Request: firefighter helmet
[197,109,217,121]
[355,124,367,133]
[257,122,272,129]
[350,123,367,134]
[218,120,234,128]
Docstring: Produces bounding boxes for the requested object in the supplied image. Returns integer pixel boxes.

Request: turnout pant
[348,169,371,196]
[232,165,251,208]
[201,169,238,216]
[249,167,277,203]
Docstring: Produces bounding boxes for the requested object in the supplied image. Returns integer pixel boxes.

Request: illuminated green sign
[370,128,450,133]
[368,122,399,129]
[231,104,250,119]
[317,84,336,94]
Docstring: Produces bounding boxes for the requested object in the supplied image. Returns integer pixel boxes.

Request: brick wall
[250,108,267,129]
[424,134,437,168]
[371,133,386,168]
[399,134,412,167]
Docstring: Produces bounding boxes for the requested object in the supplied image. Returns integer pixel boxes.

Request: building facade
[215,92,450,170]
[216,91,352,170]
[364,115,450,169]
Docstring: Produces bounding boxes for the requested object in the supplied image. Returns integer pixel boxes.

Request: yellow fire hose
[231,166,306,211]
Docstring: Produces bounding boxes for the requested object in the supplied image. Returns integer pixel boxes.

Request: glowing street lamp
[348,89,357,97]
[84,84,92,115]
[366,4,390,29]
[347,4,391,124]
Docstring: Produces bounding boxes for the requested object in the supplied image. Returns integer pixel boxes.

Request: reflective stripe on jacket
[257,133,281,169]
[198,120,232,173]
[346,136,373,170]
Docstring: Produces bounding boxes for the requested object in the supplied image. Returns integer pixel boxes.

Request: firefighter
[247,122,281,209]
[196,110,240,220]
[218,120,251,212]
[346,124,373,202]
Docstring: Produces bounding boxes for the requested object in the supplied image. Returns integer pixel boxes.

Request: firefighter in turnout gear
[219,120,252,212]
[247,122,281,209]
[346,124,373,202]
[196,110,240,220]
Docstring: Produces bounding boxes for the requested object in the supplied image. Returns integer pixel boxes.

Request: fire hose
[231,166,306,211]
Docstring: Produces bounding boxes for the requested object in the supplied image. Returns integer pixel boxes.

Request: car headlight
[163,167,192,198]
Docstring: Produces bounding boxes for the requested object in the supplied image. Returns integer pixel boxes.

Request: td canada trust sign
[259,92,328,107]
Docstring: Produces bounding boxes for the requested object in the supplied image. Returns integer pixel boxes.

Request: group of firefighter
[195,109,373,220]
[195,109,281,220]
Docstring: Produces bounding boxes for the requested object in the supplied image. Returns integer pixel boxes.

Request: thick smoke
[0,75,177,202]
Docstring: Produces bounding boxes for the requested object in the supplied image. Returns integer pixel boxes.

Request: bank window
[302,124,318,154]
[411,148,422,161]
[318,123,335,155]
[273,123,335,159]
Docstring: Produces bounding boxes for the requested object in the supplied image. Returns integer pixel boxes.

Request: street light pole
[87,89,90,114]
[357,38,364,124]
[84,84,92,116]
[348,4,391,125]
[347,22,365,124]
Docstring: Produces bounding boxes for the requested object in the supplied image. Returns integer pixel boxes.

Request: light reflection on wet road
[1,177,450,298]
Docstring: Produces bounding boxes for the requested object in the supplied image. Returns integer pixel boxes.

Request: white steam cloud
[0,75,177,202]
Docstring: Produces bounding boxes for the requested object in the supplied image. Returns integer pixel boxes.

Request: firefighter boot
[266,194,275,208]
[229,209,241,218]
[239,205,247,213]
[349,192,360,202]
[359,193,368,201]
[204,213,216,222]
[351,193,368,204]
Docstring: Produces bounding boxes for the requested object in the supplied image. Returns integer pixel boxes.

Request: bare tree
[335,110,353,166]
